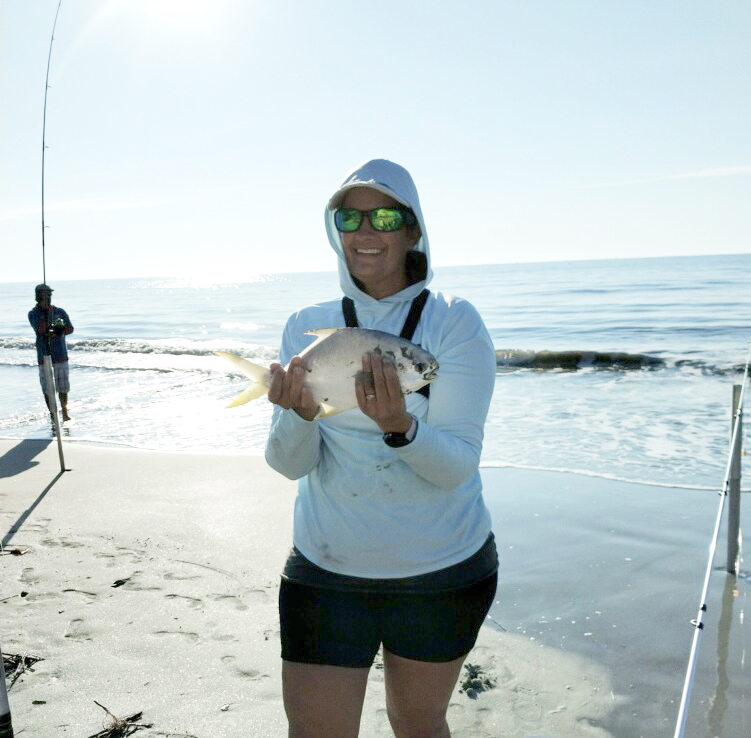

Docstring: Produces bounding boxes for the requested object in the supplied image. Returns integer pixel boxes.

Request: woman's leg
[380,574,498,737]
[382,650,465,738]
[283,661,370,738]
[279,579,381,736]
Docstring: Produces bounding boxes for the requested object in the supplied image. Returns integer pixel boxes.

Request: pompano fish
[215,328,439,418]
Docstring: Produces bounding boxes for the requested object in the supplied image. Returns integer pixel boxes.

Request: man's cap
[35,284,53,296]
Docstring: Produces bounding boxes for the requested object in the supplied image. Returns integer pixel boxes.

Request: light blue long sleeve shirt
[265,159,496,578]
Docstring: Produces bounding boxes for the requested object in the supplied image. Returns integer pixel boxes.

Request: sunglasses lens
[369,208,404,232]
[334,209,363,232]
[334,207,413,232]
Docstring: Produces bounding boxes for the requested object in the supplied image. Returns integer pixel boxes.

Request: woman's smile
[341,187,417,299]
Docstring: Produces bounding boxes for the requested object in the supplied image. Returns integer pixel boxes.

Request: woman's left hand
[355,352,414,434]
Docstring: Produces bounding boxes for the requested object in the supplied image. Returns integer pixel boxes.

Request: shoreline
[2,432,743,492]
[1,440,748,737]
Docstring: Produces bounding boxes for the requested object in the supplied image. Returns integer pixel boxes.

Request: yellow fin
[215,351,271,408]
[226,384,269,408]
[215,351,269,382]
[316,402,340,419]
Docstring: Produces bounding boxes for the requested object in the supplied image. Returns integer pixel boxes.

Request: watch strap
[383,415,418,448]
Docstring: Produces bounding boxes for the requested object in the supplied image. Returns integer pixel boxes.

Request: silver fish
[216,328,439,418]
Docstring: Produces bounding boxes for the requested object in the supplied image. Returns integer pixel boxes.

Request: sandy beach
[1,439,748,737]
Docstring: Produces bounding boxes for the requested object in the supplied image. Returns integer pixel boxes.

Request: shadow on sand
[0,439,52,479]
[1,439,66,548]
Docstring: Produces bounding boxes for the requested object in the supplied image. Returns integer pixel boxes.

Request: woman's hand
[268,356,319,421]
[355,352,413,434]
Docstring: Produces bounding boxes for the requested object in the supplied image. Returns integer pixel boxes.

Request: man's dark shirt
[28,306,73,364]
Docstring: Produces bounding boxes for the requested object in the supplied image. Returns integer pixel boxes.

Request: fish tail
[215,351,271,408]
[226,383,269,408]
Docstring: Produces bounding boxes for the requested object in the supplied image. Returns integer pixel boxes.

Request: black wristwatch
[383,415,418,448]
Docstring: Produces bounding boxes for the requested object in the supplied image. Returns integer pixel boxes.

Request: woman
[265,159,497,738]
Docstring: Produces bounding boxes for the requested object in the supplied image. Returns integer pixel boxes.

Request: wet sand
[1,439,748,737]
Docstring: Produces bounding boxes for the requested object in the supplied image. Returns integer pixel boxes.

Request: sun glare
[115,0,229,28]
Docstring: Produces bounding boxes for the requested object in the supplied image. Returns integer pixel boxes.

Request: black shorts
[279,572,498,668]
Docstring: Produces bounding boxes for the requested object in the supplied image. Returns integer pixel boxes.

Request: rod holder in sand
[42,355,66,473]
[726,384,742,574]
[0,644,15,738]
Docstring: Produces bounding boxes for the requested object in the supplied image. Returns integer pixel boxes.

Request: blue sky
[2,0,749,283]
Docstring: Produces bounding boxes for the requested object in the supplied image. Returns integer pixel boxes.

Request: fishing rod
[672,339,750,738]
[39,0,67,473]
[41,0,63,285]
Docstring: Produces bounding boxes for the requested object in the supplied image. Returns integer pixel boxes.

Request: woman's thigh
[283,661,370,738]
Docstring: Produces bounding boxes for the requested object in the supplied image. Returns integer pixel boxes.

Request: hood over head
[325,159,432,303]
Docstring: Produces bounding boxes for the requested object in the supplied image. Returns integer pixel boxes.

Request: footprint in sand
[114,546,145,562]
[153,630,200,643]
[94,547,144,567]
[165,594,203,609]
[119,571,162,591]
[62,588,97,601]
[93,552,117,566]
[40,537,84,549]
[23,517,51,535]
[208,594,250,611]
[19,567,40,584]
[65,618,91,641]
[220,656,263,680]
[163,571,201,582]
[211,634,238,643]
[511,686,543,723]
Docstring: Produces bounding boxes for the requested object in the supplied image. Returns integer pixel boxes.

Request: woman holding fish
[265,159,497,738]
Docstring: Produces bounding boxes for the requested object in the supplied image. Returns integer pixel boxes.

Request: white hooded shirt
[265,159,496,578]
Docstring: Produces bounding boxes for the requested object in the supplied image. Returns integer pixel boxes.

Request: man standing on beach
[28,284,74,422]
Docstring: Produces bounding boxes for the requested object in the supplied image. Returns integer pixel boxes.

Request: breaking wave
[1,338,743,376]
[495,349,744,375]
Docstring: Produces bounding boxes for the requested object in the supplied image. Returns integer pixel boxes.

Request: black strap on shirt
[398,288,430,341]
[342,289,431,399]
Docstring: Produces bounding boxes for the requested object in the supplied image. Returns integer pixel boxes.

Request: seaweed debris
[459,662,496,700]
[2,652,43,689]
[87,701,152,738]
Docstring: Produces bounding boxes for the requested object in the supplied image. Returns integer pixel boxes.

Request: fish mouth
[423,368,439,381]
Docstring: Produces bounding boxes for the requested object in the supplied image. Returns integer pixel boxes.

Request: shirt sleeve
[393,300,496,489]
[28,308,41,333]
[59,308,74,333]
[264,316,322,480]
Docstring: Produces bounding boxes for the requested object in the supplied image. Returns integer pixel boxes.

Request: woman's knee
[383,651,463,738]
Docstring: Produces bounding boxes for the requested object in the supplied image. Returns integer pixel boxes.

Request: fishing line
[41,0,63,285]
[673,338,750,738]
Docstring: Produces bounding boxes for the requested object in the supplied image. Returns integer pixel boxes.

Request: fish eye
[415,362,426,372]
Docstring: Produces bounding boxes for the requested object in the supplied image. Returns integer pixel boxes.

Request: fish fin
[215,351,270,382]
[226,384,269,408]
[304,328,340,343]
[299,329,341,359]
[315,402,340,419]
[215,351,271,408]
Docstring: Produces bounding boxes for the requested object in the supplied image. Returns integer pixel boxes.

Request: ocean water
[1,254,749,489]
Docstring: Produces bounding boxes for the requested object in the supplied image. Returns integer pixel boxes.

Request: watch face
[383,432,410,448]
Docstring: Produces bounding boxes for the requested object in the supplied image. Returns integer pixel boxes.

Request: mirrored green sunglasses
[334,207,417,233]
